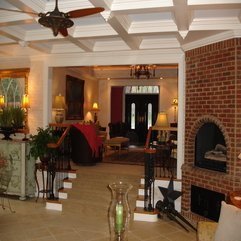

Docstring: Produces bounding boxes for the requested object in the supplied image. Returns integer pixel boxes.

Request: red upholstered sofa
[69,123,103,165]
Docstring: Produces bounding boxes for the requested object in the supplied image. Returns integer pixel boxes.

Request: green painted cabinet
[0,140,35,200]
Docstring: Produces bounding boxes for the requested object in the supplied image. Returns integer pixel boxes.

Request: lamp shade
[152,111,169,130]
[92,102,99,111]
[22,94,30,108]
[53,94,65,110]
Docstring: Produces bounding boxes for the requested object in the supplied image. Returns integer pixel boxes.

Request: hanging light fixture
[130,65,156,79]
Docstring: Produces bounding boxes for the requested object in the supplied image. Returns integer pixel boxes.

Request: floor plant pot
[108,181,132,241]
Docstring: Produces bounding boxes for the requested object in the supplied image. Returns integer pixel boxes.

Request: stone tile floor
[0,163,197,241]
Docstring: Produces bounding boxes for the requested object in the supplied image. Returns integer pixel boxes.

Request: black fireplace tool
[155,177,197,232]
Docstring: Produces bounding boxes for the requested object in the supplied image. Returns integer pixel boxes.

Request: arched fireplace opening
[195,122,227,172]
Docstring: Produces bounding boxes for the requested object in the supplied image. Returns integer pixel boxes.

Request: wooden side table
[228,191,241,209]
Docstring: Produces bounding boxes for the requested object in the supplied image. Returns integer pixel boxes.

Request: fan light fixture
[38,13,74,37]
[0,0,104,37]
[130,65,156,79]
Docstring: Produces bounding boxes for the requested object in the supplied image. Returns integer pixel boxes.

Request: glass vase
[108,181,133,241]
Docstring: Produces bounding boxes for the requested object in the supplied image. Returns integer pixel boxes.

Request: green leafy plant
[29,127,58,161]
[12,107,25,129]
[0,107,14,128]
[0,107,25,129]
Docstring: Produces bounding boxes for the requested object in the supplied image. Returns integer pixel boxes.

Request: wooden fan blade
[67,7,104,18]
[59,28,68,37]
[0,7,38,15]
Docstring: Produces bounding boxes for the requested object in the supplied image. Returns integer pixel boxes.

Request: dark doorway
[125,94,159,144]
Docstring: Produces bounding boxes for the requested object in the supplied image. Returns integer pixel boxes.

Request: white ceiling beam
[172,0,190,39]
[0,19,36,28]
[0,30,20,42]
[64,35,93,52]
[5,0,41,13]
[111,0,173,11]
[107,15,141,50]
[88,0,112,9]
[190,19,241,31]
[27,42,51,54]
[188,0,241,5]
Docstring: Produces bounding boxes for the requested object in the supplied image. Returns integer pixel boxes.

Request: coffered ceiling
[0,0,240,79]
[0,0,241,56]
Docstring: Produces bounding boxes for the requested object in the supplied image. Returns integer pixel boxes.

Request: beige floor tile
[0,162,197,241]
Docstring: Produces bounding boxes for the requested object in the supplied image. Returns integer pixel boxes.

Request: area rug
[102,149,145,166]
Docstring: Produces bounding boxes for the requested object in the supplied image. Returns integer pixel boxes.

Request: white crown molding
[140,38,180,49]
[188,0,241,5]
[130,20,178,33]
[181,30,241,51]
[73,24,117,37]
[111,0,173,10]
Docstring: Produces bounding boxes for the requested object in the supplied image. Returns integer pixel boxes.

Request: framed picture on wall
[66,75,85,120]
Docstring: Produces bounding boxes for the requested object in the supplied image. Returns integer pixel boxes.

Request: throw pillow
[214,201,241,241]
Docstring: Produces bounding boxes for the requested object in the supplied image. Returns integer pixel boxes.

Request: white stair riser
[138,189,144,195]
[46,202,62,211]
[68,173,77,179]
[134,213,158,222]
[136,200,144,207]
[63,182,72,189]
[59,192,68,199]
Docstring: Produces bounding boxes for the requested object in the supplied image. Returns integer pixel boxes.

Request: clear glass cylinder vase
[108,181,133,241]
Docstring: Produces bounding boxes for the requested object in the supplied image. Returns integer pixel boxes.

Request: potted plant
[0,107,13,129]
[12,106,25,129]
[29,127,58,163]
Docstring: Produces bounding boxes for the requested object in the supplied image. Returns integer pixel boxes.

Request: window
[147,103,152,129]
[125,86,159,94]
[131,103,135,129]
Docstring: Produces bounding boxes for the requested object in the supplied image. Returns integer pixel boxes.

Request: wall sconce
[0,95,5,109]
[53,94,65,123]
[22,94,30,109]
[22,94,30,140]
[91,102,99,123]
[172,98,178,123]
[152,111,169,143]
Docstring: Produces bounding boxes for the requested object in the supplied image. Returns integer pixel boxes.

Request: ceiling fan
[0,0,104,37]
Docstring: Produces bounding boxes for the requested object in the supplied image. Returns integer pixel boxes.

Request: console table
[0,140,35,200]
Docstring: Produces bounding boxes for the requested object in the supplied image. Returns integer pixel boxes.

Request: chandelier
[130,65,156,79]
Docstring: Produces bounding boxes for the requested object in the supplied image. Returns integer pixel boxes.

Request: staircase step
[46,199,62,211]
[138,184,145,195]
[63,178,73,189]
[68,169,77,179]
[58,187,68,199]
[134,207,159,222]
[136,195,145,207]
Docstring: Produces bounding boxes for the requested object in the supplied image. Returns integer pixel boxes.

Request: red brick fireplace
[182,38,241,222]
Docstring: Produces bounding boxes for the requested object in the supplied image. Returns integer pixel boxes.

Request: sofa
[69,123,103,165]
[197,201,241,241]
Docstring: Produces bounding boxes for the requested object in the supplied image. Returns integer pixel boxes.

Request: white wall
[52,67,99,123]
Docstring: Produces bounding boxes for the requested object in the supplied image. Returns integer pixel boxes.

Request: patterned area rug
[102,149,145,165]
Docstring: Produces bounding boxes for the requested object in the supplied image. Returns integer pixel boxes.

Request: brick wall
[182,38,241,222]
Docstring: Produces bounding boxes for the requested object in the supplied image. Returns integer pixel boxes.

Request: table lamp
[53,94,65,123]
[152,111,169,143]
[92,102,99,123]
